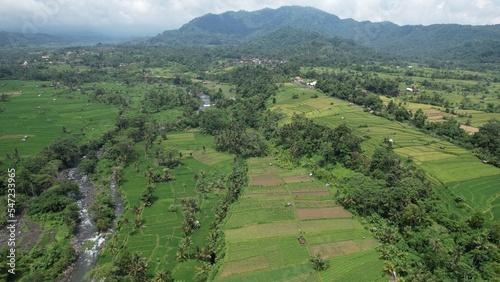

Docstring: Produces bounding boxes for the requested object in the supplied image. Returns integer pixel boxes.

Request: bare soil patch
[423,109,455,123]
[282,174,311,183]
[460,125,479,135]
[2,91,22,96]
[249,174,283,186]
[219,256,269,277]
[297,207,352,220]
[19,221,43,250]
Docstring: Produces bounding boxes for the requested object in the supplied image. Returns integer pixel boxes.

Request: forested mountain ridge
[0,31,128,47]
[151,6,500,60]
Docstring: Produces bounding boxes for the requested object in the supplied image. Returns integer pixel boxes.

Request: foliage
[310,253,330,271]
[90,190,115,231]
[472,119,500,167]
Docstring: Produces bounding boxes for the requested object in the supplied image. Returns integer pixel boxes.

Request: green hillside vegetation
[152,6,500,66]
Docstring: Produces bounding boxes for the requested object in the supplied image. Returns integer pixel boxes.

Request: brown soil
[460,125,479,135]
[297,207,352,220]
[423,109,455,123]
[249,174,283,186]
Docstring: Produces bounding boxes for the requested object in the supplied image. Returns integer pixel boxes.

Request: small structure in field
[298,236,306,245]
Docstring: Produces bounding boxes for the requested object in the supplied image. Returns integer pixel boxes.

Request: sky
[1,0,499,36]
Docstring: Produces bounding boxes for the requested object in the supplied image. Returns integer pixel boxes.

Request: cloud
[0,0,498,36]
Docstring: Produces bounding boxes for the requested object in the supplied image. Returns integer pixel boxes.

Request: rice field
[0,80,118,159]
[216,157,385,281]
[272,89,500,220]
[98,131,234,281]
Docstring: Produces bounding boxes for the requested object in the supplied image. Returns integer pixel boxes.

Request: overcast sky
[2,0,499,36]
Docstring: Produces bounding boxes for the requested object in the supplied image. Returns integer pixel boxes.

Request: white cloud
[0,0,498,36]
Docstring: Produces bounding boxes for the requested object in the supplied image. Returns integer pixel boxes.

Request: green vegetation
[0,8,499,281]
[216,158,385,281]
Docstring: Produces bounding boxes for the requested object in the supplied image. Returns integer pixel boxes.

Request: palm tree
[151,270,173,282]
[130,253,149,282]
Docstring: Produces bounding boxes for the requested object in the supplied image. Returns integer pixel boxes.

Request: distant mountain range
[151,6,500,61]
[0,31,133,48]
[2,6,498,64]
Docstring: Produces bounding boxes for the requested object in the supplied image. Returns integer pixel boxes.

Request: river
[60,167,123,282]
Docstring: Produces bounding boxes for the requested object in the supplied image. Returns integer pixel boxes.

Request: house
[307,81,317,87]
[22,61,28,67]
[294,76,304,83]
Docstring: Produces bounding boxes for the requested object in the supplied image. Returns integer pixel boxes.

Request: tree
[176,236,192,261]
[468,211,485,229]
[151,270,174,282]
[129,253,149,282]
[412,108,427,128]
[488,222,500,244]
[47,137,80,166]
[309,253,330,271]
[140,183,156,206]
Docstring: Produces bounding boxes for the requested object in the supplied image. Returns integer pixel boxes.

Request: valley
[0,5,499,282]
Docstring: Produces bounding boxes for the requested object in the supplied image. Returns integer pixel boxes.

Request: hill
[0,31,127,47]
[151,6,500,61]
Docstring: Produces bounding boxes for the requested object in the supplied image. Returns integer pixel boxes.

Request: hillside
[0,31,126,47]
[151,6,500,61]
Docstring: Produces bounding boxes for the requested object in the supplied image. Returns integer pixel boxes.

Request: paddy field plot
[272,89,500,220]
[447,174,500,220]
[98,131,233,281]
[217,157,385,281]
[0,80,118,159]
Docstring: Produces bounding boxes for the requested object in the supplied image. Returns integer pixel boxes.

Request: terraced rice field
[272,87,500,220]
[217,157,386,281]
[98,131,234,281]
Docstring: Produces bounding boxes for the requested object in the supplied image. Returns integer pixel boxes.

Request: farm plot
[309,239,379,258]
[291,187,330,197]
[249,174,283,186]
[297,207,352,220]
[275,91,500,219]
[319,249,386,282]
[293,200,337,208]
[447,174,500,220]
[219,157,384,281]
[242,186,290,198]
[98,132,234,281]
[216,262,318,282]
[0,80,118,158]
[219,256,269,277]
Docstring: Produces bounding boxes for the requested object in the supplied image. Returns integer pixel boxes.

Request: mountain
[151,6,500,60]
[235,27,386,65]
